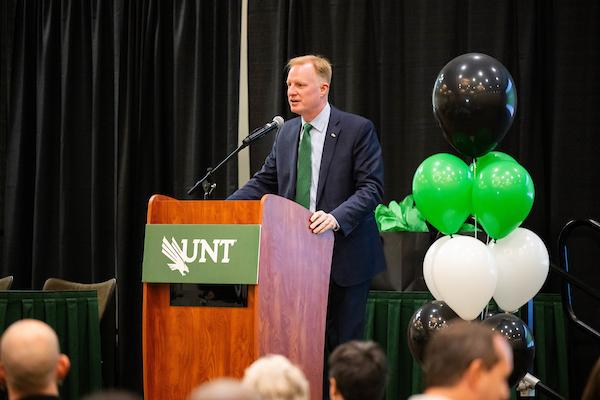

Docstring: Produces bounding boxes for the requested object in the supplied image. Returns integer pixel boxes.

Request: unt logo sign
[161,237,238,276]
[142,224,260,284]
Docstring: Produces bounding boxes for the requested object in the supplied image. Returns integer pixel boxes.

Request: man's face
[475,336,513,400]
[286,62,329,121]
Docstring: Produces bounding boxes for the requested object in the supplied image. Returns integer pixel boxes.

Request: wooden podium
[142,194,334,400]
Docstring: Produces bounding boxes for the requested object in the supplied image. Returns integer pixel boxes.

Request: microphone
[187,116,285,196]
[242,116,284,146]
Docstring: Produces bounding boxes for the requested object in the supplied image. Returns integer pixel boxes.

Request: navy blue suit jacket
[230,106,385,286]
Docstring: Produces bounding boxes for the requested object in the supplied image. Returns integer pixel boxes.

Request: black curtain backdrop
[2,0,600,397]
[247,1,599,397]
[0,0,240,393]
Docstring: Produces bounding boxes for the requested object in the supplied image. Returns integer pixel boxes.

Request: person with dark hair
[0,319,71,400]
[328,340,387,400]
[582,356,600,400]
[408,321,513,400]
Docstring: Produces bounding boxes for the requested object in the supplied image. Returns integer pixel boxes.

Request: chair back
[43,278,116,320]
[0,276,13,290]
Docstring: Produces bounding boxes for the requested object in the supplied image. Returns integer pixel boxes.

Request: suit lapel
[285,118,302,198]
[316,107,341,205]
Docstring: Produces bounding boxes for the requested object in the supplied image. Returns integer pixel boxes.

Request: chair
[0,276,13,290]
[42,278,116,320]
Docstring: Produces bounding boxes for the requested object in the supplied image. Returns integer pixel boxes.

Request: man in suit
[229,54,385,395]
[0,319,71,400]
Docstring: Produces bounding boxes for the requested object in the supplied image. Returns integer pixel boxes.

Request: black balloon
[432,53,517,157]
[483,313,535,387]
[407,300,459,364]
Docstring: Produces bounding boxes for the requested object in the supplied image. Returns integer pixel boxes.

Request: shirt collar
[301,103,331,134]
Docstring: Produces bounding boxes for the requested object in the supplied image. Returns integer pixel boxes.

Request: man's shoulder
[330,106,373,128]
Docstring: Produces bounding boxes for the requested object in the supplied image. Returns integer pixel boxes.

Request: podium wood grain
[143,194,333,400]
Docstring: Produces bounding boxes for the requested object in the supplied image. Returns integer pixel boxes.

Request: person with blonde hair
[0,319,71,400]
[242,355,309,400]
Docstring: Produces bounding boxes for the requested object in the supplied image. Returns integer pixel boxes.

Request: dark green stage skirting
[0,290,102,400]
[364,291,568,400]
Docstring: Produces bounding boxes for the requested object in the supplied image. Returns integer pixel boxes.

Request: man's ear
[320,82,330,97]
[56,354,71,382]
[0,363,6,387]
[329,377,339,399]
[463,358,484,388]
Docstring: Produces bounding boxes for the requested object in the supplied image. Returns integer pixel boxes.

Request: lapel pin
[331,133,336,138]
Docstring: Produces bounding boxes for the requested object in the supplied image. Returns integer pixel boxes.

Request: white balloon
[489,227,549,312]
[432,235,497,320]
[423,236,451,300]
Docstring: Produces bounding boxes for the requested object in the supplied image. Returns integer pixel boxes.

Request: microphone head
[272,116,284,129]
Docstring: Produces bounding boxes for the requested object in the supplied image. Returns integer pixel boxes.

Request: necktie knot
[303,123,312,136]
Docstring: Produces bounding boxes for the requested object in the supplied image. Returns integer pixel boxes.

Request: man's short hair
[287,55,332,84]
[328,340,387,400]
[242,354,309,400]
[422,321,500,388]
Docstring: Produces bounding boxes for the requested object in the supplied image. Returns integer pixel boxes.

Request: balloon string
[473,158,478,241]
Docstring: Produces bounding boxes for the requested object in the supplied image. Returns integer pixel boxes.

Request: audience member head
[0,319,70,399]
[242,354,309,400]
[582,356,600,400]
[187,378,259,400]
[328,340,387,400]
[82,389,142,400]
[422,321,513,400]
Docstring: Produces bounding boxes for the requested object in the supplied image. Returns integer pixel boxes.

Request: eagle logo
[161,237,190,276]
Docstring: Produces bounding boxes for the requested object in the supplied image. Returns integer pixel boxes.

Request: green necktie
[295,123,312,209]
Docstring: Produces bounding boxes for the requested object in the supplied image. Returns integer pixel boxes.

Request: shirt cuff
[331,214,340,231]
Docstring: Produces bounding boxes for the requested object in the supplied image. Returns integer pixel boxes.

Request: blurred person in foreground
[242,355,309,400]
[0,319,70,400]
[582,356,600,400]
[328,340,387,400]
[408,321,513,400]
[188,378,259,400]
[82,389,142,400]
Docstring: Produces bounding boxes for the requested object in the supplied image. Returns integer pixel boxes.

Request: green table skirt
[364,291,568,399]
[0,290,102,400]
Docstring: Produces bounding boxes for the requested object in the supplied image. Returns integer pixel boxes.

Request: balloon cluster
[405,53,549,386]
[414,52,533,240]
[413,151,534,239]
[407,302,535,387]
[411,53,548,319]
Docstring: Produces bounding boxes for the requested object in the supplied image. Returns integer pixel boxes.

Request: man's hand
[309,210,339,234]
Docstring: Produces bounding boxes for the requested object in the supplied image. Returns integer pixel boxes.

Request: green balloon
[469,151,516,176]
[472,160,535,239]
[412,153,473,235]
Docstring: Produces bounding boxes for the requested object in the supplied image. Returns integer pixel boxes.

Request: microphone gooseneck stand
[187,142,246,198]
[188,115,284,198]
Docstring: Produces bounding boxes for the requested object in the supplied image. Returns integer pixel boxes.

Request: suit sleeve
[227,137,279,200]
[329,120,384,236]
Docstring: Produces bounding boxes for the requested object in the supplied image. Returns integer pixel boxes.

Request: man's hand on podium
[309,211,339,234]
